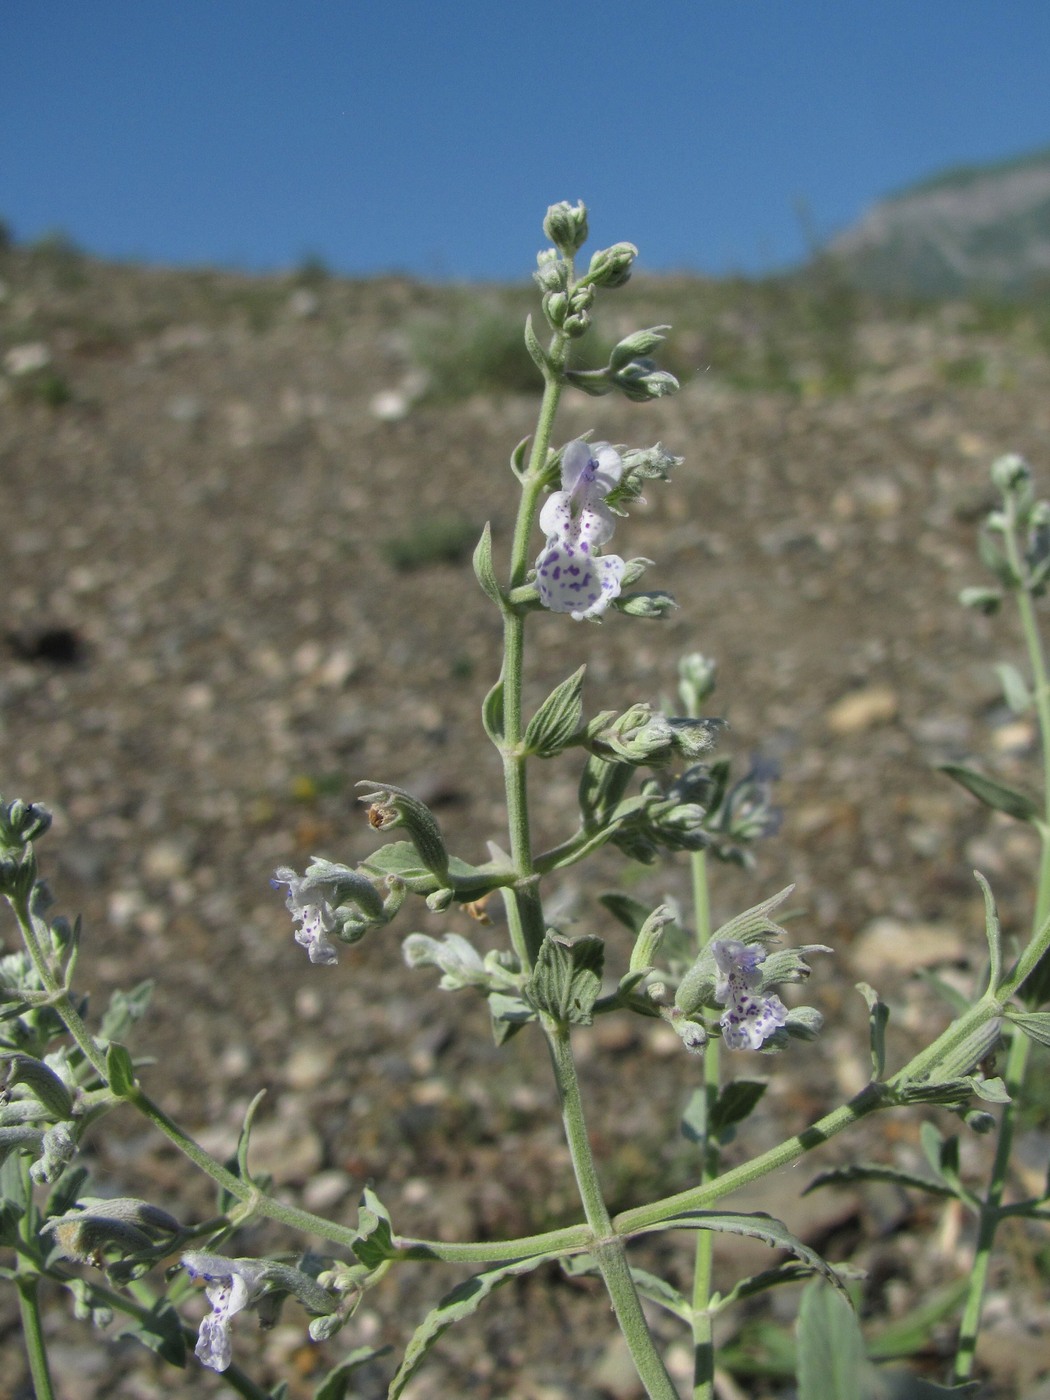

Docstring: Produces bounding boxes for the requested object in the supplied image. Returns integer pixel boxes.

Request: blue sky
[3,2,1050,283]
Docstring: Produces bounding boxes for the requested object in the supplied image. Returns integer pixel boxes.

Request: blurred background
[3,4,1050,1397]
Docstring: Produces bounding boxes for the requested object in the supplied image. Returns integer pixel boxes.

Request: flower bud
[585,242,638,289]
[543,201,589,256]
[991,453,1030,495]
[533,249,569,293]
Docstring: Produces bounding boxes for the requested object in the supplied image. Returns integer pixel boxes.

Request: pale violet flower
[182,1252,267,1373]
[711,938,788,1050]
[271,866,339,965]
[536,440,626,620]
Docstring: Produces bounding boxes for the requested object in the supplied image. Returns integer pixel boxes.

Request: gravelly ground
[2,246,1050,1398]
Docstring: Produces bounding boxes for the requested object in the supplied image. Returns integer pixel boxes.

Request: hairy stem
[546,1020,680,1399]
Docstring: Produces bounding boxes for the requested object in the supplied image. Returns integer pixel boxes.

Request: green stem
[951,510,1050,1381]
[688,848,716,1400]
[16,1153,54,1400]
[616,1084,888,1236]
[952,1026,1031,1383]
[498,335,566,968]
[16,1275,55,1400]
[546,1019,680,1399]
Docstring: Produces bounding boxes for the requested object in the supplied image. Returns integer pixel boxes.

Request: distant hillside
[827,146,1050,298]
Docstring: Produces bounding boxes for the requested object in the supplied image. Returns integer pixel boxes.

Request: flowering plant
[2,200,1050,1398]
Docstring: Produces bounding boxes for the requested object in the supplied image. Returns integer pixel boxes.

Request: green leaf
[680,1087,706,1145]
[487,991,536,1046]
[938,764,1039,823]
[995,662,1032,714]
[99,980,154,1041]
[353,1188,396,1269]
[472,523,503,608]
[974,871,1003,991]
[236,1089,267,1182]
[388,1252,564,1398]
[523,315,550,378]
[1007,1010,1050,1047]
[105,1042,135,1097]
[796,1282,876,1400]
[523,665,586,758]
[524,933,605,1025]
[716,1261,851,1311]
[481,677,504,743]
[635,1210,847,1298]
[709,1079,768,1138]
[855,984,890,1080]
[804,1164,955,1200]
[598,892,652,935]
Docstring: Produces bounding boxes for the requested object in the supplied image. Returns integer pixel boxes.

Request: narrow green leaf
[523,665,586,758]
[388,1251,564,1398]
[680,1087,706,1145]
[105,1042,135,1097]
[523,315,550,378]
[715,1261,851,1312]
[938,764,1039,823]
[974,872,1003,991]
[472,523,503,608]
[236,1089,267,1182]
[804,1164,955,1200]
[995,662,1032,714]
[524,933,605,1025]
[855,984,890,1080]
[598,892,652,935]
[481,677,505,744]
[635,1210,848,1298]
[796,1282,875,1400]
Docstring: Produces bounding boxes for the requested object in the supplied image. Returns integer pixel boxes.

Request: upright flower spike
[536,440,626,620]
[711,939,788,1050]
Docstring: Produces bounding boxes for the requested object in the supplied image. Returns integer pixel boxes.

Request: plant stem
[951,507,1050,1381]
[16,1275,54,1400]
[546,1019,680,1399]
[498,330,566,968]
[952,1026,1030,1383]
[688,847,717,1400]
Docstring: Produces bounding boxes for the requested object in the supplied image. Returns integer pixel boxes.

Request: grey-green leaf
[523,665,586,757]
[938,764,1039,823]
[995,662,1032,714]
[472,523,503,608]
[804,1164,955,1200]
[1008,1010,1050,1047]
[634,1210,847,1298]
[709,1079,768,1137]
[796,1282,877,1400]
[525,933,605,1025]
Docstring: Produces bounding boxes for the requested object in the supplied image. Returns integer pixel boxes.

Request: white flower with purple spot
[271,866,339,965]
[536,440,626,620]
[711,938,788,1050]
[183,1252,267,1373]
